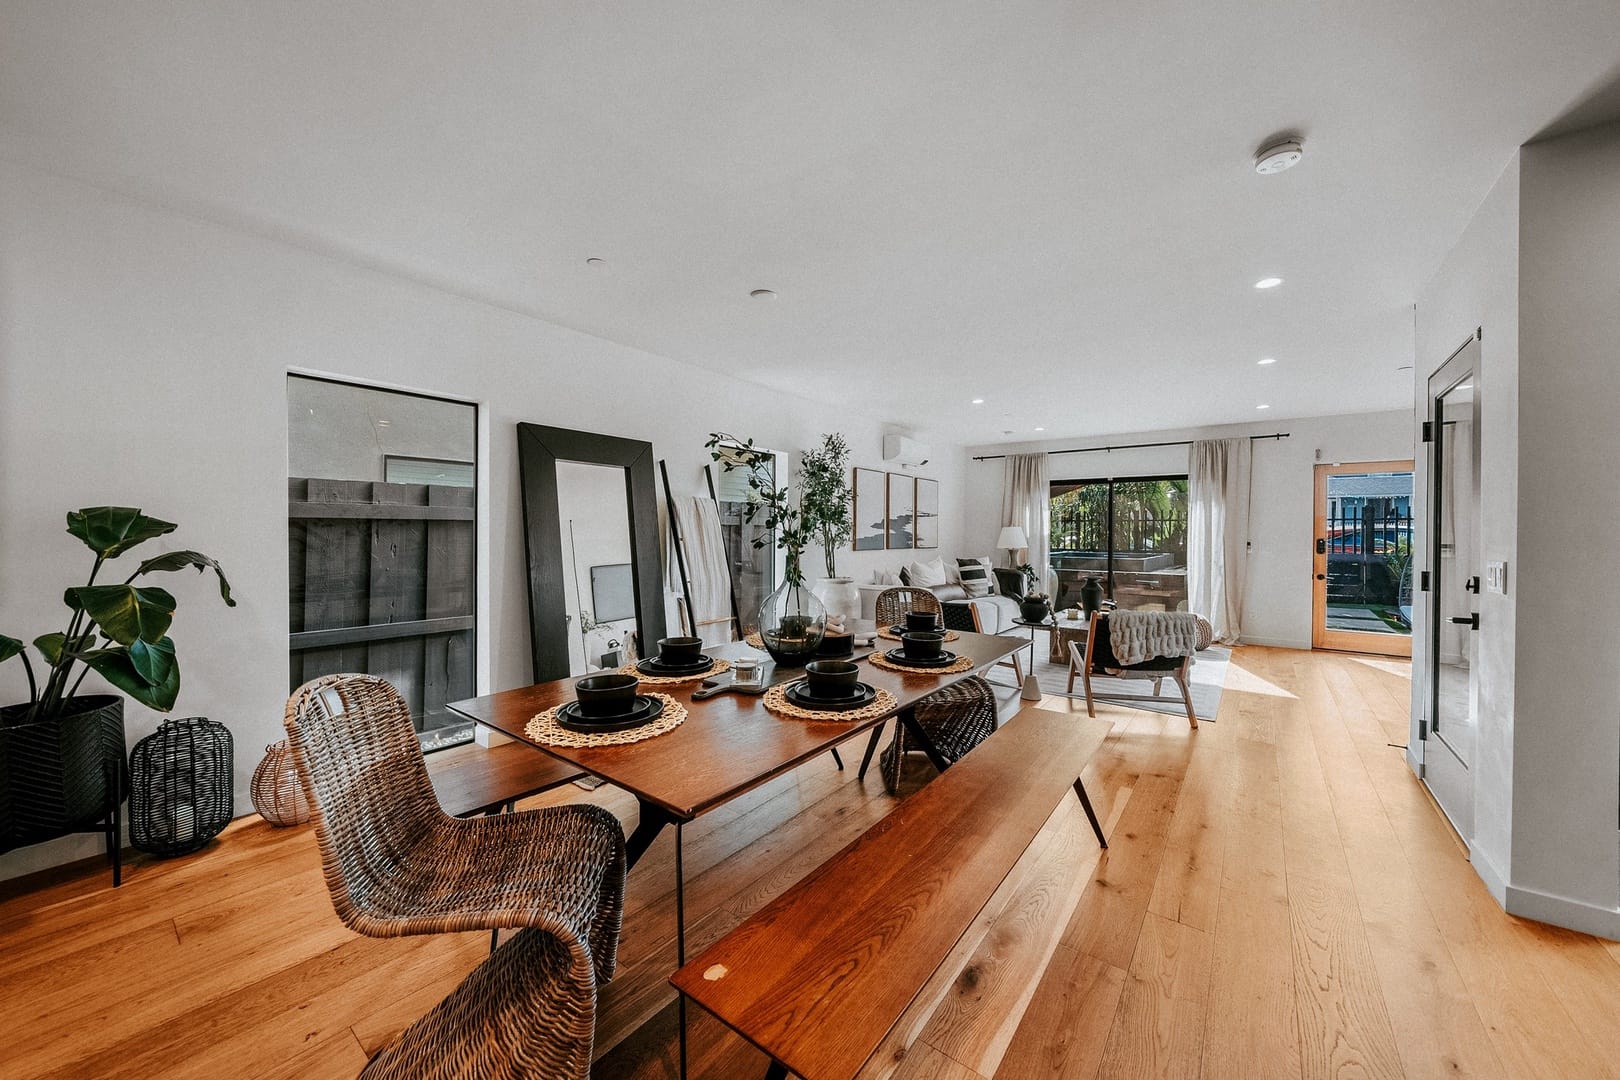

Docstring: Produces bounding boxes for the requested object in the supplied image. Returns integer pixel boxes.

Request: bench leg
[857,721,886,780]
[1074,778,1107,849]
[830,747,844,771]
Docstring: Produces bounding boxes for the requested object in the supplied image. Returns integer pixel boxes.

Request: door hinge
[1476,326,1483,341]
[1419,570,1431,592]
[1418,718,1428,741]
[1421,420,1434,443]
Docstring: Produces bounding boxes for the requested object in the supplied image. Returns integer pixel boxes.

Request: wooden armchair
[1070,610,1199,728]
[873,586,942,629]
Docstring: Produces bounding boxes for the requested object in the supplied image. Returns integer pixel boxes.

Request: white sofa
[861,558,1025,634]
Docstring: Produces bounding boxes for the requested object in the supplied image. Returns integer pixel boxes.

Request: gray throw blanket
[1109,611,1201,666]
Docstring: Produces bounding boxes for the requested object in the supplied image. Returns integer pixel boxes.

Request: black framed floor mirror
[517,423,667,683]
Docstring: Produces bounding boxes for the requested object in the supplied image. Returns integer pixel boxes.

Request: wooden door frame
[1311,459,1415,656]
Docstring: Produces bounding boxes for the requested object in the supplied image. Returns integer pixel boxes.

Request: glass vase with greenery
[707,433,826,664]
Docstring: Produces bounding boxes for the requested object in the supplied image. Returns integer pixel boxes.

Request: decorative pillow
[874,568,902,586]
[955,557,994,598]
[908,557,949,588]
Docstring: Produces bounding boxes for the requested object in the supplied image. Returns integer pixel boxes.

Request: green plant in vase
[707,434,826,664]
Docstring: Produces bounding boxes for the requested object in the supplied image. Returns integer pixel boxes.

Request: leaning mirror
[517,424,666,682]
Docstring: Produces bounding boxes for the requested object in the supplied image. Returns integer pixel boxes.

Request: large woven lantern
[129,717,234,857]
[251,741,310,827]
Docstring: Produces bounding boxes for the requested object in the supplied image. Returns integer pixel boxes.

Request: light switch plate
[1486,561,1508,594]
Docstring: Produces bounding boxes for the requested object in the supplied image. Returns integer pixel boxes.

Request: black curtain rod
[972,432,1290,462]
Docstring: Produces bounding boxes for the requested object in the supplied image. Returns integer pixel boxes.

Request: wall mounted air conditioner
[882,434,930,467]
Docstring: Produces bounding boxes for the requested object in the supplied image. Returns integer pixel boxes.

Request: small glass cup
[732,655,764,689]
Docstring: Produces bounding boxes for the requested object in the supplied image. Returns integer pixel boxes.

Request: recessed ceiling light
[1034,426,1045,431]
[749,288,777,300]
[1254,277,1283,290]
[1254,139,1304,175]
[585,257,606,266]
[1257,356,1277,365]
[1256,403,1271,410]
[971,398,985,405]
[376,419,391,426]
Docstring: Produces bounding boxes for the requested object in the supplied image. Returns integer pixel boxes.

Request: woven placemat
[876,627,960,643]
[743,631,764,649]
[619,658,732,685]
[867,651,977,676]
[525,693,686,747]
[763,684,897,723]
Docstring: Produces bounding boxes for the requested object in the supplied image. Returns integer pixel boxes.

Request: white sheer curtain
[1187,438,1251,643]
[1001,453,1050,593]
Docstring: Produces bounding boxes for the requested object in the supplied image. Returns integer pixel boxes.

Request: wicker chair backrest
[284,673,446,928]
[874,587,943,629]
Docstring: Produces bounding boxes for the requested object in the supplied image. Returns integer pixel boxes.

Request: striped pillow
[956,557,993,597]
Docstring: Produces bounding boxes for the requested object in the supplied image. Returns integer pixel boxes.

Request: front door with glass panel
[1312,461,1416,656]
[1422,337,1482,837]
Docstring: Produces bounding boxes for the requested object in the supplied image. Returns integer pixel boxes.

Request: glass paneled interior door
[1422,337,1482,838]
[1311,461,1415,657]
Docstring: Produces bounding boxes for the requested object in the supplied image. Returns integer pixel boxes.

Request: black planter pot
[0,695,126,883]
[1019,600,1051,624]
[1080,576,1105,615]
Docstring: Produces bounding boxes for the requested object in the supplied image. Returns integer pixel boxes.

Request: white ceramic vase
[812,576,861,625]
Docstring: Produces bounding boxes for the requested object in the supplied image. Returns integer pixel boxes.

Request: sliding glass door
[1049,476,1189,612]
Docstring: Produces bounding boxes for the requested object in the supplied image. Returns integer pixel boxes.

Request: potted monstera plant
[0,507,234,860]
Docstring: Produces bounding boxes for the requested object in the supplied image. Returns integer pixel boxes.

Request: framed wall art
[852,467,886,551]
[886,473,915,550]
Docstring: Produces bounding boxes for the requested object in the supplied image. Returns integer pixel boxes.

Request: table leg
[856,720,886,780]
[677,820,688,1080]
[626,798,672,869]
[898,708,952,775]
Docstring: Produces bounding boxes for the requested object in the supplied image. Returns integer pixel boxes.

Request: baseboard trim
[1237,635,1308,650]
[1503,881,1620,941]
[1469,845,1510,906]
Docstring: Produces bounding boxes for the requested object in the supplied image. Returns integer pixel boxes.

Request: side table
[1049,618,1090,665]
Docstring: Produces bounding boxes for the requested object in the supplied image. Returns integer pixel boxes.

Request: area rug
[1028,645,1230,722]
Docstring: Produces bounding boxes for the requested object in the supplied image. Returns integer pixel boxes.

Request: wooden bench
[426,738,585,818]
[670,707,1112,1080]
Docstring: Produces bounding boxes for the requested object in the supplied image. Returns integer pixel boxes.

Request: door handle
[1464,576,1481,594]
[1449,614,1479,630]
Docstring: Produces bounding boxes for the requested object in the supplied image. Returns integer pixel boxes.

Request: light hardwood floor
[3,646,1618,1079]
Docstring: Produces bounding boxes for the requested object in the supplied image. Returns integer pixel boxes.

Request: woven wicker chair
[873,586,943,630]
[878,676,999,795]
[362,927,593,1079]
[284,673,626,1071]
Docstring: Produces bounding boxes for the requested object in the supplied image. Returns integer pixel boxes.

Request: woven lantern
[251,740,311,827]
[129,717,234,857]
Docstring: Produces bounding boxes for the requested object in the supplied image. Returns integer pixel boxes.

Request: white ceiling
[4,1,1618,444]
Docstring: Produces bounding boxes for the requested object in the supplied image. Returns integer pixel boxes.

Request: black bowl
[658,636,704,665]
[804,659,860,699]
[900,630,945,660]
[574,673,640,717]
[905,610,941,632]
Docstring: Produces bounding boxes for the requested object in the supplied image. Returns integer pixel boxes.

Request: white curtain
[1001,453,1050,593]
[1187,438,1251,643]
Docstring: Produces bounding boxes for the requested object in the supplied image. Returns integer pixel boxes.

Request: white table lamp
[996,525,1028,568]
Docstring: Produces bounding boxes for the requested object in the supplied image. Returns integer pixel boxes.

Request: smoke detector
[1254,139,1304,175]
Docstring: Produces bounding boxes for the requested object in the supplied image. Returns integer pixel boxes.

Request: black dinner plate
[784,681,878,713]
[887,623,944,637]
[556,695,666,733]
[882,648,960,669]
[636,655,714,676]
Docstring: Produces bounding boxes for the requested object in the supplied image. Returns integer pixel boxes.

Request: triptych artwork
[852,467,937,552]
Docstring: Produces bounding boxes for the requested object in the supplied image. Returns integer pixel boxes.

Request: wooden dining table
[446,629,1024,1077]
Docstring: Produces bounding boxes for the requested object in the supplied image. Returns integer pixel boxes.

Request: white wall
[962,411,1415,649]
[1511,122,1620,925]
[0,160,964,880]
[1413,120,1620,937]
[1412,155,1521,895]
